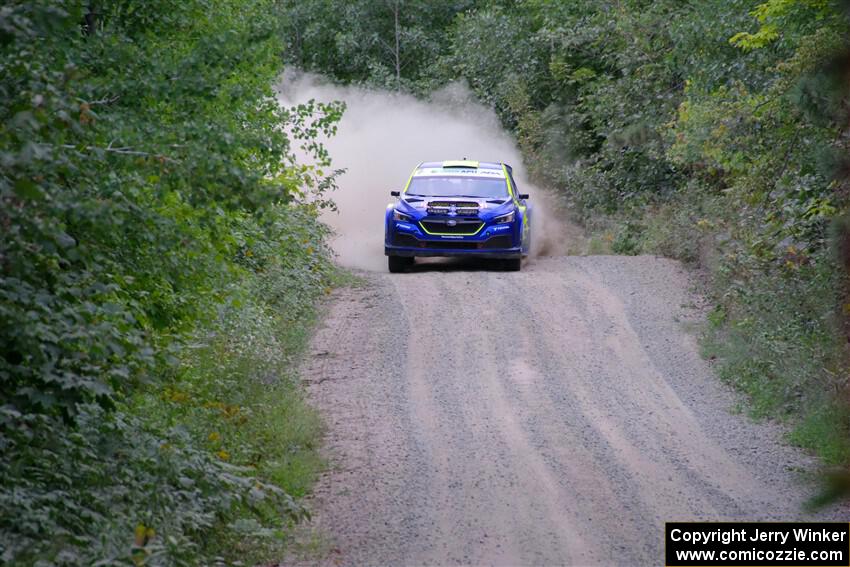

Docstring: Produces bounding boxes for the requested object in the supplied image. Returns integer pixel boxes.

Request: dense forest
[2,0,850,564]
[283,0,850,463]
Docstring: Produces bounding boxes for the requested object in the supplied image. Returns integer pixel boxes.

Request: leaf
[13,178,44,200]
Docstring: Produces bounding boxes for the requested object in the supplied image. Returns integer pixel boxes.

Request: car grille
[420,219,483,235]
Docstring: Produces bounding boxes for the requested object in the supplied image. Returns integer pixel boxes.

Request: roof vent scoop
[442,159,479,169]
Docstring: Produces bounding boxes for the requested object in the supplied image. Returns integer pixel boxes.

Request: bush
[1,2,342,564]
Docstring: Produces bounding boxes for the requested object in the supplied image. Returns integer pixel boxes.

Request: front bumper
[385,220,523,259]
[386,247,522,259]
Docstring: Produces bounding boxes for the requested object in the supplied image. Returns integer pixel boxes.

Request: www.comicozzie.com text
[670,527,848,546]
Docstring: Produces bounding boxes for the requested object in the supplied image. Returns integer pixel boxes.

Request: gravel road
[291,255,843,566]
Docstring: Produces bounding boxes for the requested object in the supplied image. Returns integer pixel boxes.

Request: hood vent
[427,200,480,215]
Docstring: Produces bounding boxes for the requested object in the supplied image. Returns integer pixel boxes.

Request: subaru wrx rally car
[385,160,530,272]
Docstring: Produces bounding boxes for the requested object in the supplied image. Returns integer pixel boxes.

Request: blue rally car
[384,160,530,273]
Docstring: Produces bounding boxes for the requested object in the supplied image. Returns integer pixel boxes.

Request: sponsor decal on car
[413,168,505,178]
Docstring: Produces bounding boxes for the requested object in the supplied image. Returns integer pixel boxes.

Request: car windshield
[406,176,509,198]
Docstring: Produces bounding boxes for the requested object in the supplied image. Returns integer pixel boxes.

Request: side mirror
[390,190,400,197]
[518,193,529,200]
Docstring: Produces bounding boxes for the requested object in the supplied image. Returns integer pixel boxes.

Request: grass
[586,234,614,255]
[704,292,850,473]
[790,403,850,466]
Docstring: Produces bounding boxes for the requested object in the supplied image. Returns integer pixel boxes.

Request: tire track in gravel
[395,273,592,565]
[286,256,846,567]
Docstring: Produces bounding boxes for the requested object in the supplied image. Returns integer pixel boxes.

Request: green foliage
[703,251,846,416]
[1,404,306,565]
[610,222,643,256]
[730,0,832,50]
[789,403,850,465]
[280,0,477,92]
[640,185,721,264]
[2,1,341,564]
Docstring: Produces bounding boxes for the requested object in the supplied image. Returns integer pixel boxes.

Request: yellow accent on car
[418,222,485,237]
[501,164,515,197]
[442,160,480,168]
[402,163,420,193]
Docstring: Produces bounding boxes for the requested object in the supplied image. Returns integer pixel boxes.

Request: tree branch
[80,94,120,106]
[54,143,180,163]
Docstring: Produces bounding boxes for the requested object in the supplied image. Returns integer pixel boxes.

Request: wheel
[503,257,522,271]
[388,255,413,273]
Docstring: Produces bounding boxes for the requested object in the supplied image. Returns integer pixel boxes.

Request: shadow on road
[405,257,518,273]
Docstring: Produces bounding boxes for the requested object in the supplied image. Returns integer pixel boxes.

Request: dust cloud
[276,71,572,271]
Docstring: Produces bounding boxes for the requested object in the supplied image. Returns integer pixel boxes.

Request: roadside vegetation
[281,0,850,470]
[1,2,343,564]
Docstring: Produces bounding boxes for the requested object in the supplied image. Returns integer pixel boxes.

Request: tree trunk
[392,0,401,91]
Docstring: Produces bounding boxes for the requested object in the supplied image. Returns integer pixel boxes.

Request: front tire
[503,257,522,271]
[388,255,414,273]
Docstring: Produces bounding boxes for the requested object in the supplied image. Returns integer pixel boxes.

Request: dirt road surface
[291,255,841,566]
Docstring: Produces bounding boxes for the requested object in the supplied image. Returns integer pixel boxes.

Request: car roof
[418,160,507,171]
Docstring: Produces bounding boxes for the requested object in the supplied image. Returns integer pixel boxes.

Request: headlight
[494,210,516,224]
[393,209,412,221]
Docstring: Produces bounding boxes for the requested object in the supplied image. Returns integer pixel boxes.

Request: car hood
[399,196,513,216]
